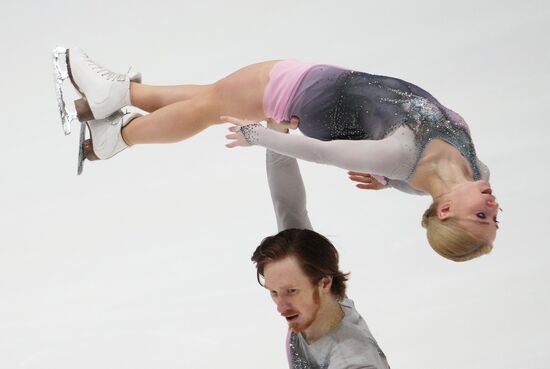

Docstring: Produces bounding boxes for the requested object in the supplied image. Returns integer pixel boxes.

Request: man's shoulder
[325,299,389,368]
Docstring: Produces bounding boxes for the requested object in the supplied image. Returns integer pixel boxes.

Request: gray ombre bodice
[380,82,482,180]
[291,69,483,180]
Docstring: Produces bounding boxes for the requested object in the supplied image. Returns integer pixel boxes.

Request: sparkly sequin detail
[369,337,389,365]
[320,72,367,140]
[289,332,314,369]
[290,69,481,180]
[389,89,481,180]
[355,72,480,179]
[240,123,262,145]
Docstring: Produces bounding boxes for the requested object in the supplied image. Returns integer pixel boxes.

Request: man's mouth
[285,314,299,322]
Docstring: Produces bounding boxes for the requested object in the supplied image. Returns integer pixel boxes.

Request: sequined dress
[244,65,490,191]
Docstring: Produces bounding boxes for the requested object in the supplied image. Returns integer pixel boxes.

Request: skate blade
[77,122,90,175]
[52,46,78,135]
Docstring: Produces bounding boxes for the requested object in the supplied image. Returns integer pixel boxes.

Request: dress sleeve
[266,150,313,231]
[242,124,414,179]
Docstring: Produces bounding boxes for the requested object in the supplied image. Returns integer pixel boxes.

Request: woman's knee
[185,90,224,125]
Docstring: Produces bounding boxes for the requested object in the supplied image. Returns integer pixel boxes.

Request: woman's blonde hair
[421,202,493,262]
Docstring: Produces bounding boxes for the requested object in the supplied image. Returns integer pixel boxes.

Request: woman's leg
[130,84,209,112]
[122,60,279,145]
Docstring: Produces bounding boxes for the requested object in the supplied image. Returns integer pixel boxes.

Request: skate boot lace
[85,57,127,82]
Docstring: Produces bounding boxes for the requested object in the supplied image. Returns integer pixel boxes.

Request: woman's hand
[347,171,386,190]
[223,116,300,148]
[222,115,259,148]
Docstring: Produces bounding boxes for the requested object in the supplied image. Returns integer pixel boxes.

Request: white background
[1,1,549,368]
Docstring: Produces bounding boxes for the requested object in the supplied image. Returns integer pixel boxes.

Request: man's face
[263,255,321,333]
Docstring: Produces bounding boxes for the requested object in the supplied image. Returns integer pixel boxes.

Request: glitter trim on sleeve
[239,123,263,145]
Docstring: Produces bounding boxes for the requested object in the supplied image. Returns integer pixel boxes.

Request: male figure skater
[254,122,390,369]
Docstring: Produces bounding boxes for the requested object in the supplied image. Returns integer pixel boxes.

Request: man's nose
[276,298,291,314]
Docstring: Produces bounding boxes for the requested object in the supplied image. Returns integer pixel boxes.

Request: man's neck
[302,297,344,344]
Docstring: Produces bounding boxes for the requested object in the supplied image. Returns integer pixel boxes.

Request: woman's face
[441,181,500,243]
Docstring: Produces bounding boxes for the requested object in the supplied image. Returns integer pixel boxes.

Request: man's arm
[264,118,313,231]
[266,150,313,231]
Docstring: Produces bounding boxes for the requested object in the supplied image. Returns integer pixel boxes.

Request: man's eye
[476,212,486,219]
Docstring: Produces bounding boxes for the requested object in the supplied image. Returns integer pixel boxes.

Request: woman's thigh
[211,60,280,121]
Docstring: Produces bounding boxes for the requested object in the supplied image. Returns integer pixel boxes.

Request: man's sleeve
[266,150,313,231]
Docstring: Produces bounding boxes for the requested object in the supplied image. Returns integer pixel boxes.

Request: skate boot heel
[82,139,100,161]
[80,111,140,165]
[74,98,95,121]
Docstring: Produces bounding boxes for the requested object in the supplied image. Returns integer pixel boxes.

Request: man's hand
[347,171,386,190]
[266,116,300,133]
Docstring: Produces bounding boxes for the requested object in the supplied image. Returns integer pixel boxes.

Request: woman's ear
[438,202,452,220]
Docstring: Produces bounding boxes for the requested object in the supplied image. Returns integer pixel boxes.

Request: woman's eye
[288,289,297,295]
[476,212,486,219]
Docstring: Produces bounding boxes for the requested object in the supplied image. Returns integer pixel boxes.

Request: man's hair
[422,202,493,262]
[251,229,349,299]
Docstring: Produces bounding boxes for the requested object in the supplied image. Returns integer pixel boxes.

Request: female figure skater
[56,48,499,262]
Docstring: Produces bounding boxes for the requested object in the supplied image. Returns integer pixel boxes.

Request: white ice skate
[67,47,140,121]
[52,46,140,174]
[82,111,141,162]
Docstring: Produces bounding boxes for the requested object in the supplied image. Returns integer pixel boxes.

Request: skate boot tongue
[88,62,126,81]
[128,70,142,83]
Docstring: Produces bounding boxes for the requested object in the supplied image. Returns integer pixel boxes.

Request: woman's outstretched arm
[224,116,416,180]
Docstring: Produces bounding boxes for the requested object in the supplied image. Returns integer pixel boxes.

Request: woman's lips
[482,188,492,195]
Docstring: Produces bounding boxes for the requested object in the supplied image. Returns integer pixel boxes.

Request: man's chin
[289,319,314,333]
[288,320,304,332]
